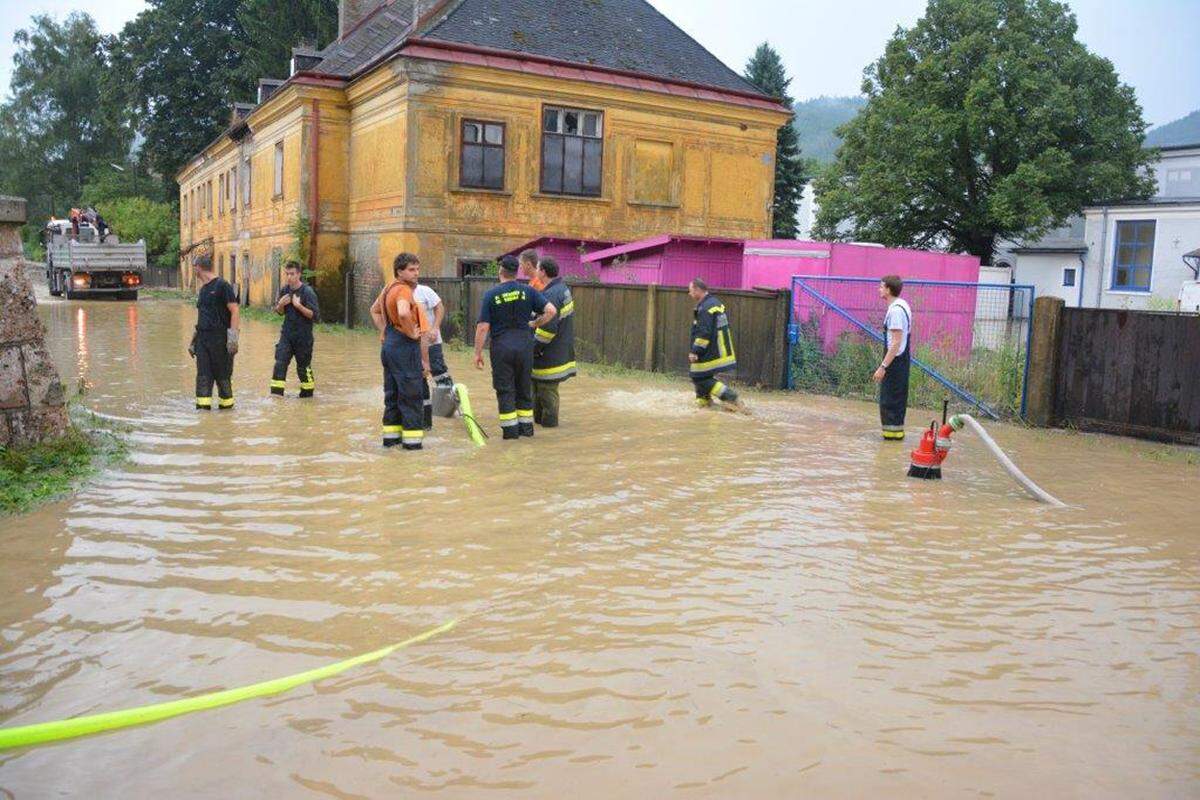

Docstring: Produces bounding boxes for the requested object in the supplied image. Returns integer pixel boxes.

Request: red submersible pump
[908,401,955,480]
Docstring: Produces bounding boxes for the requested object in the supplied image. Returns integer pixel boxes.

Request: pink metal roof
[581,234,745,264]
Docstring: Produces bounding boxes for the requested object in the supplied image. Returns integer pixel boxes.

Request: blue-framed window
[1111,220,1155,291]
[1062,268,1076,287]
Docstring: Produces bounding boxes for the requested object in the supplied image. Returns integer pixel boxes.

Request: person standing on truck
[370,253,430,450]
[413,279,453,429]
[687,278,740,409]
[473,255,556,439]
[269,261,320,398]
[872,274,912,441]
[531,257,575,427]
[189,253,240,410]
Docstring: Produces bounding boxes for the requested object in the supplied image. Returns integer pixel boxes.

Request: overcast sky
[1,0,1197,126]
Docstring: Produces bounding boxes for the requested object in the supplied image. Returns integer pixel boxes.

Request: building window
[230,167,237,211]
[1111,220,1155,291]
[207,181,213,219]
[219,173,225,215]
[460,120,505,190]
[540,106,603,197]
[242,157,251,206]
[230,253,237,290]
[182,195,188,225]
[273,141,284,198]
[1063,267,1076,287]
[458,259,492,277]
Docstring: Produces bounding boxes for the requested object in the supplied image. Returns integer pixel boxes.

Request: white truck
[43,219,146,300]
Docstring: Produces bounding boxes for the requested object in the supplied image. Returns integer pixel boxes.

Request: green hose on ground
[0,619,458,752]
[455,384,487,447]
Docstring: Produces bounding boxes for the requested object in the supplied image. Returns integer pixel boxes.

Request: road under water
[1,292,1197,798]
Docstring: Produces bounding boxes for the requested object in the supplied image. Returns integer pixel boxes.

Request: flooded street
[2,291,1198,798]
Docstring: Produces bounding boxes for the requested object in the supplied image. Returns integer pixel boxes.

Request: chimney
[339,0,387,39]
[291,47,323,76]
[257,79,286,105]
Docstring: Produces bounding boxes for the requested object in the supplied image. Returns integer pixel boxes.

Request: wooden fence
[142,265,180,288]
[1027,297,1200,443]
[414,278,791,389]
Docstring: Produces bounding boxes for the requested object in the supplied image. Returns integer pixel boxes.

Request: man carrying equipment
[531,257,575,427]
[413,279,453,428]
[687,278,740,409]
[190,253,240,410]
[370,253,431,450]
[872,274,912,441]
[474,255,556,439]
[270,261,320,398]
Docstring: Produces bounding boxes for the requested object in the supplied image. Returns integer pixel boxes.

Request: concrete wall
[1081,203,1200,310]
[1013,252,1085,306]
[0,196,68,447]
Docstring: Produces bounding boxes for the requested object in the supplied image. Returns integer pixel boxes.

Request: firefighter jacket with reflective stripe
[689,293,737,377]
[533,278,576,382]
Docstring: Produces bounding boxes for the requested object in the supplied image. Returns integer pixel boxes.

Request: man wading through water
[687,278,741,410]
[189,253,240,410]
[270,261,320,398]
[371,253,431,450]
[531,256,575,427]
[474,255,556,439]
[872,274,912,440]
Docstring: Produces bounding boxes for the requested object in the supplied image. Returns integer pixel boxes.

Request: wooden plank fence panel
[1055,308,1200,443]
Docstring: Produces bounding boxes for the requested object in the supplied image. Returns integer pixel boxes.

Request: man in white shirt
[871,274,912,441]
[413,281,453,429]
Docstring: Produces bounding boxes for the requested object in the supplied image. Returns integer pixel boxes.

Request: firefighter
[189,253,240,410]
[473,255,556,439]
[370,253,431,450]
[872,274,912,441]
[269,261,320,398]
[687,278,740,409]
[413,278,453,429]
[531,256,575,427]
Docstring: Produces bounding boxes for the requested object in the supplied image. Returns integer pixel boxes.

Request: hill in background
[1144,110,1200,148]
[792,95,866,163]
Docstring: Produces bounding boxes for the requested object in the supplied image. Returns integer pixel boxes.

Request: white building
[1008,143,1200,309]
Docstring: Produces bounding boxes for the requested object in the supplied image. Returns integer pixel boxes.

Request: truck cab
[44,218,146,300]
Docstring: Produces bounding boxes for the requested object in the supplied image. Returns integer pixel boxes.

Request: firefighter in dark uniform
[531,256,575,427]
[269,261,320,398]
[872,274,912,440]
[687,278,740,408]
[474,255,556,439]
[370,253,430,450]
[189,253,240,410]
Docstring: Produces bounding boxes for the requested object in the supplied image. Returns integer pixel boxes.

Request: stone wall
[0,196,68,447]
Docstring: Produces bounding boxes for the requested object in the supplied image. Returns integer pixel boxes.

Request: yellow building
[177,0,790,320]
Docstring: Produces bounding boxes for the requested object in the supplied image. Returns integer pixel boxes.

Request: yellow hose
[455,383,487,447]
[0,619,457,752]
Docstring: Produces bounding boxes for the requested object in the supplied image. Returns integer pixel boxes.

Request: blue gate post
[1019,287,1036,419]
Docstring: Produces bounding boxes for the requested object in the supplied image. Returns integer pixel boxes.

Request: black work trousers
[879,350,910,440]
[381,328,424,449]
[692,372,737,406]
[195,330,234,409]
[490,332,534,439]
[533,380,560,427]
[422,343,451,429]
[271,333,314,397]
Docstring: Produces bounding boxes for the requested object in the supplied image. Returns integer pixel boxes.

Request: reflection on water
[2,292,1198,798]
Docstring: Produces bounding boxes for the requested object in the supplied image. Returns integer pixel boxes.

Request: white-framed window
[540,105,603,197]
[273,141,284,198]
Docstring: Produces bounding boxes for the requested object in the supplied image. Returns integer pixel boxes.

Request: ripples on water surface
[1,295,1197,798]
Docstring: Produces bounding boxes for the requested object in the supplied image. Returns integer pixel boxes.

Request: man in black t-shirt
[270,261,320,397]
[473,255,556,439]
[189,254,240,410]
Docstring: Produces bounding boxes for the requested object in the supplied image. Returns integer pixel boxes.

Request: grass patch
[0,410,126,515]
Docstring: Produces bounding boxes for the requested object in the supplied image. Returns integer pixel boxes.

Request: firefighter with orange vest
[370,253,430,450]
[687,277,740,408]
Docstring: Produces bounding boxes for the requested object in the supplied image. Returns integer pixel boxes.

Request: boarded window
[273,141,284,197]
[631,139,674,205]
[460,120,505,190]
[541,106,603,197]
[1112,220,1155,291]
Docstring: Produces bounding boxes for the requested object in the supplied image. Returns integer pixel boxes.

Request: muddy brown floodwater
[1,291,1198,798]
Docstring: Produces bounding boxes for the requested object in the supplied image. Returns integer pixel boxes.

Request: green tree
[98,196,180,268]
[743,43,806,239]
[236,0,337,87]
[111,0,251,196]
[0,14,132,229]
[813,0,1156,262]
